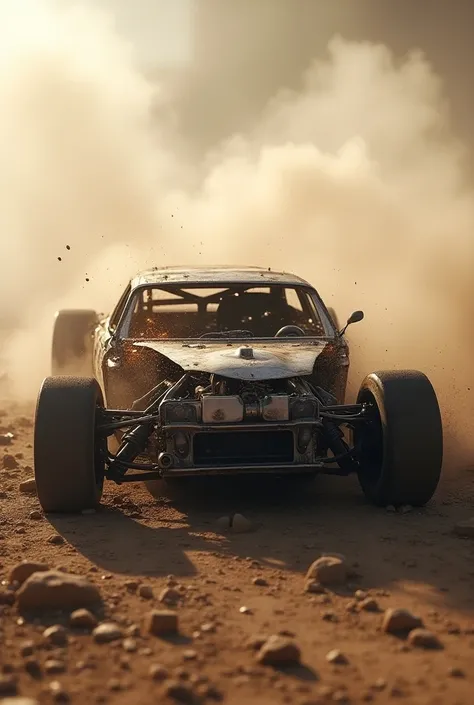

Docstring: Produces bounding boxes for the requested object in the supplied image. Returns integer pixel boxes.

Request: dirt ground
[1,400,474,705]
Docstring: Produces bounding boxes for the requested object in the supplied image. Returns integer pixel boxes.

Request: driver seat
[216,293,290,336]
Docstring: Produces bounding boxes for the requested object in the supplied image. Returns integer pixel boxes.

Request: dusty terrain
[1,401,474,705]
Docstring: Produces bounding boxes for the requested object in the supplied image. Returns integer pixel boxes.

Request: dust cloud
[0,1,472,471]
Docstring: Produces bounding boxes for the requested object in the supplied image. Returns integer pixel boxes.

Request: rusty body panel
[133,340,329,381]
[130,265,312,289]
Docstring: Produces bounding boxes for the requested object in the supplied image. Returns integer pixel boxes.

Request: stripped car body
[34,265,443,513]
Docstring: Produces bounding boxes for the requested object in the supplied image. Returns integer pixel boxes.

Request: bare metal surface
[130,265,312,289]
[158,463,324,477]
[202,395,244,423]
[134,340,329,380]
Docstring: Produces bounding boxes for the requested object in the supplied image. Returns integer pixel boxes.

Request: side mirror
[338,310,364,336]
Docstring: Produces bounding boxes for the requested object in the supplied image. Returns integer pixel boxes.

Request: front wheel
[34,376,106,513]
[354,370,443,507]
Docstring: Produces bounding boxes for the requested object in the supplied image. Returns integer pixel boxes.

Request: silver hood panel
[134,340,328,380]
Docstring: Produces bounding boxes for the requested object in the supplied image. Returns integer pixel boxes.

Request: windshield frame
[115,282,337,341]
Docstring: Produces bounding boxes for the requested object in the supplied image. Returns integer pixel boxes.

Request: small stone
[20,640,35,657]
[45,659,66,674]
[216,516,230,532]
[326,649,348,665]
[69,608,97,629]
[138,584,154,599]
[3,454,18,469]
[239,605,252,614]
[48,680,69,702]
[386,505,396,512]
[354,590,368,600]
[16,570,101,610]
[9,560,50,587]
[372,678,387,691]
[231,513,253,533]
[399,505,413,514]
[252,577,268,587]
[382,608,423,635]
[145,609,178,636]
[149,664,169,680]
[183,649,197,661]
[43,625,68,646]
[29,511,42,521]
[306,555,347,586]
[122,638,137,653]
[256,635,301,666]
[0,432,14,445]
[93,623,124,644]
[448,667,465,678]
[163,679,195,703]
[19,477,36,494]
[454,518,474,538]
[159,587,181,605]
[107,679,122,692]
[407,628,443,649]
[359,598,380,612]
[48,534,65,545]
[0,675,17,695]
[322,610,338,622]
[124,580,139,593]
[200,622,216,634]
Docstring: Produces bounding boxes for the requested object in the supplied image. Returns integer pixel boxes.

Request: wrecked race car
[34,266,443,513]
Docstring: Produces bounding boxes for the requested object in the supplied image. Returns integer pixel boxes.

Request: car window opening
[122,284,327,339]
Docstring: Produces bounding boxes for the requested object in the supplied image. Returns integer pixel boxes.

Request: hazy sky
[83,0,193,66]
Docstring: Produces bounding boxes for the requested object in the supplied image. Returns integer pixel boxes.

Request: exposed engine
[119,371,347,473]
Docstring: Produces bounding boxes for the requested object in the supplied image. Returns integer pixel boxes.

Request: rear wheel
[34,376,105,513]
[52,310,98,376]
[354,370,443,507]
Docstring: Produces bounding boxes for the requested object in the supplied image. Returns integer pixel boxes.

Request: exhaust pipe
[158,452,174,470]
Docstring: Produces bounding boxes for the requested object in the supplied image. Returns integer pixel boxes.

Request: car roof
[130,266,312,289]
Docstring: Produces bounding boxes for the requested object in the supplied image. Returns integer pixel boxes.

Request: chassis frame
[96,371,372,485]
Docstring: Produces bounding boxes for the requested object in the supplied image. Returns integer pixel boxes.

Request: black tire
[354,370,443,507]
[34,376,106,513]
[52,310,98,376]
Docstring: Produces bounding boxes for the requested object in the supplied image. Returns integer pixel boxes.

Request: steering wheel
[274,325,306,338]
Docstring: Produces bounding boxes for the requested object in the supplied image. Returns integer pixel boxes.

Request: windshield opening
[118,284,334,339]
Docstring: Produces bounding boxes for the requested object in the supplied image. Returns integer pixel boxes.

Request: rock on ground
[18,478,36,495]
[256,635,301,666]
[15,571,101,611]
[408,628,444,649]
[145,610,179,636]
[93,623,124,644]
[69,608,98,630]
[382,608,423,635]
[9,561,49,586]
[306,555,348,586]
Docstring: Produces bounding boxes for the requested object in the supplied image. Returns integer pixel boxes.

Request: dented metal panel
[130,265,311,289]
[134,340,328,380]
